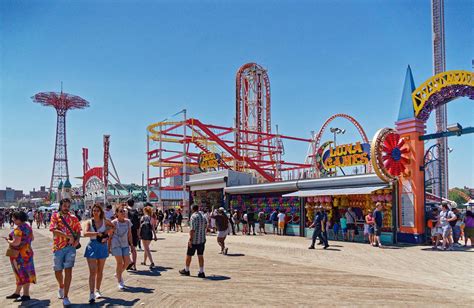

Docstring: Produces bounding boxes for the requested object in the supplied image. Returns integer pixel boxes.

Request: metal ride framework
[147,117,312,189]
[83,135,129,204]
[32,90,89,191]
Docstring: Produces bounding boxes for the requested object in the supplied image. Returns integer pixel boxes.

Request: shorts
[374,226,382,236]
[278,221,285,229]
[187,243,205,256]
[465,227,474,238]
[217,230,228,238]
[368,226,375,235]
[53,246,76,271]
[363,224,369,235]
[272,221,278,228]
[441,225,452,237]
[84,239,109,259]
[111,246,130,257]
[347,223,356,230]
[333,223,339,234]
[342,228,347,233]
[259,221,265,228]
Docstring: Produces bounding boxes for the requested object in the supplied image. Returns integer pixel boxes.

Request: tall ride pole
[432,0,448,198]
[183,109,187,213]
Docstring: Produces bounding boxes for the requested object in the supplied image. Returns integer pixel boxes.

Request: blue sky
[1,0,472,192]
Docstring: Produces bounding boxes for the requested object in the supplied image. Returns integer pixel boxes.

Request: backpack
[140,216,152,237]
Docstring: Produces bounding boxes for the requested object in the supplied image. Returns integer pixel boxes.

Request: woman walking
[139,206,158,269]
[463,210,474,247]
[111,206,133,290]
[4,211,36,302]
[83,204,115,303]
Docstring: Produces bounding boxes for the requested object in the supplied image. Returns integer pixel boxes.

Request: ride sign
[198,152,222,172]
[320,142,370,170]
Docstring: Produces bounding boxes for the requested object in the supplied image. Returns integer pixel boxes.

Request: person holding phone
[83,204,115,303]
[49,198,82,306]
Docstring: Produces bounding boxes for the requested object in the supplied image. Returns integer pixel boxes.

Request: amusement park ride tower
[32,89,90,191]
[432,0,448,198]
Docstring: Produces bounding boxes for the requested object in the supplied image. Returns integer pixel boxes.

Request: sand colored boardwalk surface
[1,226,473,307]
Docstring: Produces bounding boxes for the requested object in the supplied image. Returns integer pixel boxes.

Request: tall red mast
[32,91,90,191]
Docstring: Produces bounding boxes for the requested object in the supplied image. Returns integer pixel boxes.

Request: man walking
[308,206,329,249]
[180,204,208,278]
[439,203,456,250]
[373,202,384,248]
[212,207,230,254]
[126,199,140,271]
[49,198,82,306]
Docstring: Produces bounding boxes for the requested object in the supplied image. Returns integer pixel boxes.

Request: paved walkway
[1,225,473,307]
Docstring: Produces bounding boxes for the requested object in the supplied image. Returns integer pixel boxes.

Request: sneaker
[62,297,71,306]
[14,295,31,302]
[89,293,95,304]
[5,293,20,299]
[224,247,228,255]
[323,245,329,249]
[198,272,206,278]
[308,246,315,249]
[118,281,125,290]
[94,291,102,299]
[179,269,190,276]
[57,288,64,299]
[149,263,155,270]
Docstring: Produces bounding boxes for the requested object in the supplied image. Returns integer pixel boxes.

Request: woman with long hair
[4,211,36,302]
[139,206,157,269]
[111,205,133,290]
[83,204,115,303]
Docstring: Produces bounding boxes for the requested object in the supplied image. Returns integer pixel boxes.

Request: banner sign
[320,142,370,170]
[164,167,181,178]
[198,152,222,172]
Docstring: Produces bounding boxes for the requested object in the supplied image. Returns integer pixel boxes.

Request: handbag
[60,215,81,249]
[5,246,20,258]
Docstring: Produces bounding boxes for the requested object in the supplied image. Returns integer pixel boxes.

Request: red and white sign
[164,167,181,178]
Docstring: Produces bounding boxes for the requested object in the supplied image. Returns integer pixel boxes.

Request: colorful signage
[164,167,181,178]
[198,152,222,172]
[317,141,370,172]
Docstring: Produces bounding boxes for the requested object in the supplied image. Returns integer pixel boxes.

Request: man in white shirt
[27,210,34,226]
[439,203,456,251]
[277,211,286,236]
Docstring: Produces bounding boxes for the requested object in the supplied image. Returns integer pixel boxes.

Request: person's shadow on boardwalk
[129,266,173,277]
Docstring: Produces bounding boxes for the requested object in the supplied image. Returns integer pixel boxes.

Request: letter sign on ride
[322,142,370,170]
[198,152,222,172]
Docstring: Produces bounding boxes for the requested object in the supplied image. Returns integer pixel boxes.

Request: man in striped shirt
[179,204,207,278]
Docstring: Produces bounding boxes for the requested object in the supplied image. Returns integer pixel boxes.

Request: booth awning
[185,176,227,191]
[282,185,388,197]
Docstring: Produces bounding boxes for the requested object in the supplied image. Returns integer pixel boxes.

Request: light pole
[330,127,345,176]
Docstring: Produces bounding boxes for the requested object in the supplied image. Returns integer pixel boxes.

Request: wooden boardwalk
[1,225,472,307]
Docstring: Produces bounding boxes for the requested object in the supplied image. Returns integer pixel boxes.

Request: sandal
[141,262,147,266]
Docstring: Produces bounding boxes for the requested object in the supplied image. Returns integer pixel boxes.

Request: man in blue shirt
[373,202,384,248]
[308,206,329,249]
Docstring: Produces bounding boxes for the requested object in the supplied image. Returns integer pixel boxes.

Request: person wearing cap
[211,207,230,255]
[308,206,329,249]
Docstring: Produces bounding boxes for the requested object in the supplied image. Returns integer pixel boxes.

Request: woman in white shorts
[111,206,132,290]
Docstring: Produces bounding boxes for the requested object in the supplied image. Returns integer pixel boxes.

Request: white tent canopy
[282,185,388,197]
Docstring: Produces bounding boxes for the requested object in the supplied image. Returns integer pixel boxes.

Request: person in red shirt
[49,198,82,306]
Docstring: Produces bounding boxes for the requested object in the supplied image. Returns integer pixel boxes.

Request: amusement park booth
[186,170,255,212]
[225,174,397,243]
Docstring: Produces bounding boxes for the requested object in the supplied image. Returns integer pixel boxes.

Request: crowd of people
[2,199,473,305]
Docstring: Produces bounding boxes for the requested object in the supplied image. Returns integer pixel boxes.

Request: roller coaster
[146,63,371,192]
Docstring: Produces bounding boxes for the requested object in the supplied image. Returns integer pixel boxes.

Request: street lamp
[330,127,345,175]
